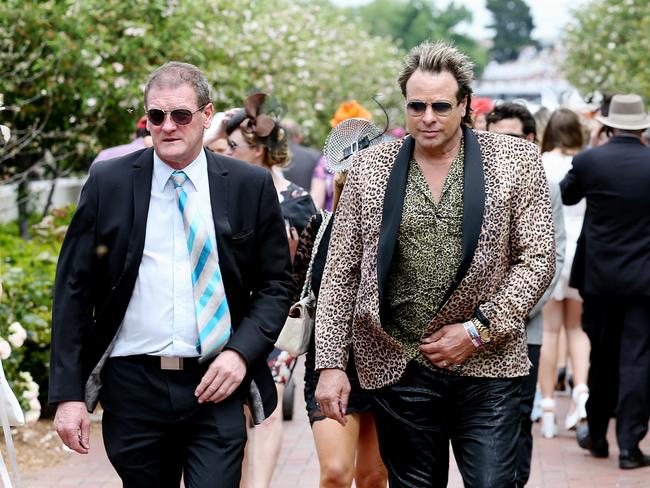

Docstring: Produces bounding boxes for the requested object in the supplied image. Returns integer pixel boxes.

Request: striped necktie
[171,170,232,361]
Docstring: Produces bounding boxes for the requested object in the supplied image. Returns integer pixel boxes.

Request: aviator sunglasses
[406,100,456,117]
[145,105,207,126]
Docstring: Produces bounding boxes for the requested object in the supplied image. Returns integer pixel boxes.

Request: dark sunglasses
[406,100,455,117]
[145,105,206,126]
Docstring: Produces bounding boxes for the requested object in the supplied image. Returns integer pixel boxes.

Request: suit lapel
[440,125,485,304]
[123,148,154,275]
[206,151,233,263]
[377,136,414,316]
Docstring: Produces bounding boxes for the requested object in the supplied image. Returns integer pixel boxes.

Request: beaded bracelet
[463,320,483,349]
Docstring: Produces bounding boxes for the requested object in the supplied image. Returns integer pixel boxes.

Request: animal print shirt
[385,141,464,367]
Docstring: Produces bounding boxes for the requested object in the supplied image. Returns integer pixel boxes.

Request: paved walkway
[21,359,650,487]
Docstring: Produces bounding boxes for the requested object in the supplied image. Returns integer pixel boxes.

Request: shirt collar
[153,148,208,193]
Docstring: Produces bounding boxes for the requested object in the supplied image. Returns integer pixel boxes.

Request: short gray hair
[144,61,211,108]
[398,41,474,125]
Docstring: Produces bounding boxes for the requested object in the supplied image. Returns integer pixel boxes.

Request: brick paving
[20,359,650,487]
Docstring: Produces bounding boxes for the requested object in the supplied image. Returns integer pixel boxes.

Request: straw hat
[595,93,650,130]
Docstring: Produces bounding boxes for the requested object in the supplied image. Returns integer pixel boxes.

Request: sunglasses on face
[406,100,455,117]
[145,105,206,126]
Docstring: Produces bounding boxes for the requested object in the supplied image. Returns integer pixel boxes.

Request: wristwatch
[471,317,491,344]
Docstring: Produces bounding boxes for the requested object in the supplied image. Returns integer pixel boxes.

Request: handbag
[275,211,332,355]
[0,358,24,487]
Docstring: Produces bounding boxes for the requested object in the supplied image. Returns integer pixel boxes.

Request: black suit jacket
[283,142,321,190]
[561,136,650,296]
[49,148,296,418]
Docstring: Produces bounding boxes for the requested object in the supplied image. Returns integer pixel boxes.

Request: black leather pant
[372,361,522,488]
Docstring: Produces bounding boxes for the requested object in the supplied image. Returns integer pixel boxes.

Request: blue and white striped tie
[171,171,232,361]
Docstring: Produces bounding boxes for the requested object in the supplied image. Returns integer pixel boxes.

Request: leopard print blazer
[315,127,555,388]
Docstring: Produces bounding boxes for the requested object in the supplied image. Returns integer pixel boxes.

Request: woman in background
[538,108,591,437]
[219,93,316,488]
[292,100,387,487]
[293,170,387,488]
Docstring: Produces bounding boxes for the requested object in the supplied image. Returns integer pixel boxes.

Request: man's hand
[420,323,477,369]
[315,368,351,426]
[53,401,91,454]
[195,350,247,403]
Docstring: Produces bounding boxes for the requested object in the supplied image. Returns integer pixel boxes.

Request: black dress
[267,182,317,385]
[295,213,373,424]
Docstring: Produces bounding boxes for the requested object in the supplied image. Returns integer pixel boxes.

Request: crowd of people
[48,39,650,488]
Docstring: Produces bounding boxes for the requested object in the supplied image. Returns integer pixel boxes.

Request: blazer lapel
[440,125,485,304]
[206,151,232,253]
[377,136,414,317]
[123,148,154,275]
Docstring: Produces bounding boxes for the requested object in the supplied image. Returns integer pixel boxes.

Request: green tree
[486,0,536,63]
[349,0,489,75]
[0,0,404,235]
[0,0,210,236]
[563,0,650,101]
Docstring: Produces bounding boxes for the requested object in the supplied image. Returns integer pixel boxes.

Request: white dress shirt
[111,149,217,358]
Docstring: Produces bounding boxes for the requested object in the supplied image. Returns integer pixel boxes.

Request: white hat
[595,94,650,130]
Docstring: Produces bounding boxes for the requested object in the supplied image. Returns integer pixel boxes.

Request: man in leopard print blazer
[315,41,555,487]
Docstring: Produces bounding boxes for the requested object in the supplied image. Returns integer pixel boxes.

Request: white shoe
[540,398,558,438]
[565,384,589,431]
[531,388,542,422]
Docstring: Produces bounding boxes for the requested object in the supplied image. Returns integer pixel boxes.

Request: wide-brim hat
[595,93,650,130]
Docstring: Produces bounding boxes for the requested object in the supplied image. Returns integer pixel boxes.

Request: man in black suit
[282,118,322,191]
[561,93,650,470]
[49,62,295,487]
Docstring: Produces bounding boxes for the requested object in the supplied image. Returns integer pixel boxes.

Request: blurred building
[473,46,589,113]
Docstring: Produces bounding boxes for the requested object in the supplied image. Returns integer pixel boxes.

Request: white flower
[90,55,102,68]
[0,125,10,144]
[18,371,34,382]
[8,333,24,348]
[113,77,128,89]
[22,389,37,400]
[29,397,41,411]
[87,98,97,107]
[0,339,11,359]
[112,62,124,73]
[9,322,26,338]
[25,410,40,424]
[124,26,147,37]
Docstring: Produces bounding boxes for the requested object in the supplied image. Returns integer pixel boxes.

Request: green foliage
[0,0,405,176]
[349,0,488,75]
[563,0,650,101]
[0,205,74,418]
[486,0,536,63]
[203,1,404,144]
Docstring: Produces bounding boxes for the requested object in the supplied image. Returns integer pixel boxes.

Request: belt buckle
[160,357,184,370]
